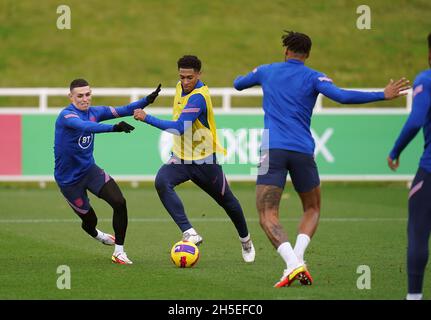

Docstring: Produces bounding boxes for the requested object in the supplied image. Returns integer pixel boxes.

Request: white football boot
[101,234,115,246]
[182,231,203,246]
[241,239,256,263]
[95,229,115,246]
[111,251,133,264]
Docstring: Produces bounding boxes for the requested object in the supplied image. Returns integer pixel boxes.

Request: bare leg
[297,186,321,238]
[256,184,287,248]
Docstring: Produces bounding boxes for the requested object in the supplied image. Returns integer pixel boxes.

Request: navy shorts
[256,149,320,192]
[57,164,111,215]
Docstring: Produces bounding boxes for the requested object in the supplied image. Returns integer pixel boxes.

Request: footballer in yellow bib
[171,80,226,161]
[133,55,255,264]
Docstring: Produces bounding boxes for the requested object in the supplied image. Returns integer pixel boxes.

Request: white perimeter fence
[0,87,414,185]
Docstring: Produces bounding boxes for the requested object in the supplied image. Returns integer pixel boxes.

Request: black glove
[146,84,161,104]
[113,121,135,133]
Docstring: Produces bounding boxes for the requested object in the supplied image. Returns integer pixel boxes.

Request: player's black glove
[146,84,161,104]
[113,121,135,133]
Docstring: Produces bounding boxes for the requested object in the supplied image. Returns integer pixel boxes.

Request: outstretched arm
[133,94,205,135]
[316,77,410,104]
[63,113,115,132]
[97,84,162,121]
[62,113,135,134]
[388,79,431,170]
[234,66,264,90]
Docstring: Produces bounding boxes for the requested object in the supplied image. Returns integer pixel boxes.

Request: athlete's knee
[219,192,240,210]
[256,185,283,212]
[305,204,320,216]
[304,201,320,218]
[114,196,127,211]
[299,187,321,216]
[106,191,126,211]
[154,174,164,193]
[155,171,174,194]
[99,180,126,210]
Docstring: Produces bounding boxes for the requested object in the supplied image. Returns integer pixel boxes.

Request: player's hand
[384,78,411,100]
[146,84,161,104]
[113,121,135,133]
[134,109,147,121]
[387,156,399,171]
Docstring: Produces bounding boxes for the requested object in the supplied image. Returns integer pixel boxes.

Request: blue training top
[389,69,431,172]
[54,98,149,186]
[234,59,385,154]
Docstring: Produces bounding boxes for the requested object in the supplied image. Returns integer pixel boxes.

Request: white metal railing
[0,87,413,113]
[0,87,414,184]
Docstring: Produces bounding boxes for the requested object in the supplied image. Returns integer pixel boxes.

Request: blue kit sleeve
[389,78,431,159]
[61,112,114,132]
[95,97,150,122]
[233,66,264,90]
[144,94,206,135]
[315,75,385,104]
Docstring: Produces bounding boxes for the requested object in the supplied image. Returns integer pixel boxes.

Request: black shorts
[256,149,320,192]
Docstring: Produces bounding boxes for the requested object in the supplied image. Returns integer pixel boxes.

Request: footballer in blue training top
[388,33,431,300]
[234,30,410,287]
[54,78,161,265]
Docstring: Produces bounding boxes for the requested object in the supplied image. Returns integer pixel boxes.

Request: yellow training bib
[171,81,226,160]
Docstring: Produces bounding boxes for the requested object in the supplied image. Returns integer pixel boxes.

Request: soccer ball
[170,240,200,268]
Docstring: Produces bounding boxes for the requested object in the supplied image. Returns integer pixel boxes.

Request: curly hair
[177,55,202,72]
[281,31,312,55]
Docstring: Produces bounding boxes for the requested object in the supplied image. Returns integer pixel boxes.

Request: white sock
[406,293,423,300]
[184,227,197,235]
[95,229,105,241]
[293,234,310,264]
[239,233,250,243]
[277,242,300,270]
[114,245,124,254]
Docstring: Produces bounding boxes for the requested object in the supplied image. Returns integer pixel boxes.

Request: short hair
[428,32,431,49]
[70,78,89,91]
[281,30,312,55]
[177,55,202,72]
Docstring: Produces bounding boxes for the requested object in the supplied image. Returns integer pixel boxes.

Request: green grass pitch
[0,181,429,300]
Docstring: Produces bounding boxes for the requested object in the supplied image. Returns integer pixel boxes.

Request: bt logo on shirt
[78,134,93,149]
